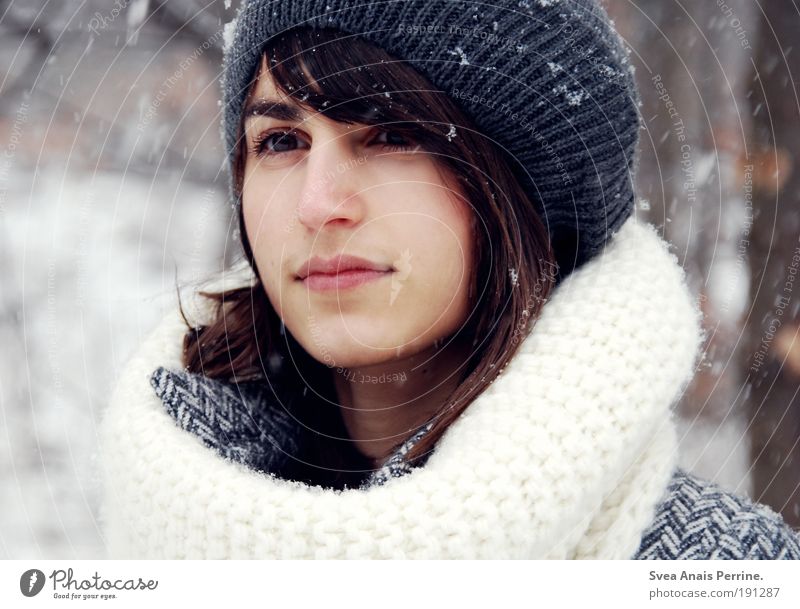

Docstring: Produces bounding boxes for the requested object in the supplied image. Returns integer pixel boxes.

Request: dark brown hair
[179,27,557,489]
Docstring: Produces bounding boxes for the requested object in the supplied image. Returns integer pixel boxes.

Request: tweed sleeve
[634,468,800,559]
[710,494,800,559]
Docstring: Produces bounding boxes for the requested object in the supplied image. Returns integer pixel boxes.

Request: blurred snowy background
[1,0,799,558]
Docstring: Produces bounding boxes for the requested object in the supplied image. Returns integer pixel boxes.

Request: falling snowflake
[509,267,519,287]
[601,65,617,77]
[125,0,150,46]
[564,89,586,106]
[449,46,470,66]
[445,124,457,141]
[520,0,561,8]
[553,84,586,106]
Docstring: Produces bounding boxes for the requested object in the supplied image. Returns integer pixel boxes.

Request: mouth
[295,254,395,292]
[300,269,393,291]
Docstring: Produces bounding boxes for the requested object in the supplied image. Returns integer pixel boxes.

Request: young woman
[99,0,800,559]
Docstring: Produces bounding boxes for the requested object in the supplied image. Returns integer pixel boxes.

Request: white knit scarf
[98,216,703,558]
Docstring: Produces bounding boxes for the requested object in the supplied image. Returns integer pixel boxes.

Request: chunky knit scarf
[99,216,705,558]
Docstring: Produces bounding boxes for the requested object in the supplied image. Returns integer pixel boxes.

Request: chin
[298,330,413,369]
[316,351,386,370]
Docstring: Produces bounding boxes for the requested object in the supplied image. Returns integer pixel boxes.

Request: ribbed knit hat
[221,0,642,276]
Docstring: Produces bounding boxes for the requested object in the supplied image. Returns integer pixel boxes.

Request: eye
[250,129,308,157]
[249,126,419,160]
[370,129,419,153]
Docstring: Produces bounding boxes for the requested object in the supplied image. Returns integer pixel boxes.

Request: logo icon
[20,569,46,597]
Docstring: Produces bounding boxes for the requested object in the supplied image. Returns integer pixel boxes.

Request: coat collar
[100,216,703,558]
[147,361,433,490]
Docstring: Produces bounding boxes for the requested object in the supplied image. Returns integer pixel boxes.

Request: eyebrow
[243,98,309,123]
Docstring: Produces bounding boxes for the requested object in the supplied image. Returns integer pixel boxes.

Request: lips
[296,254,394,292]
[295,254,393,280]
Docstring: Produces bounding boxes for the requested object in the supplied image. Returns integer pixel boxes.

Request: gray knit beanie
[221,0,642,276]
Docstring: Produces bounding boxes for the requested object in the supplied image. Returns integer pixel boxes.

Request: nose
[296,138,367,232]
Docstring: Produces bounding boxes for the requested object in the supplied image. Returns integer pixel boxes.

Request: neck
[333,335,470,466]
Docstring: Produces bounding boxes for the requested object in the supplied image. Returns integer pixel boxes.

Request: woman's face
[241,66,474,369]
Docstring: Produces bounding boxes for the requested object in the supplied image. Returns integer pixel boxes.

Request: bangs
[253,27,453,150]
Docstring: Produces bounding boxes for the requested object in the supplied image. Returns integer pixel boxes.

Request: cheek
[241,176,294,299]
[408,215,469,283]
[418,181,472,271]
[391,190,474,322]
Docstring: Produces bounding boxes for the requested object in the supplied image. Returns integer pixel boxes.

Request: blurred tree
[745,0,800,527]
[610,0,759,492]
